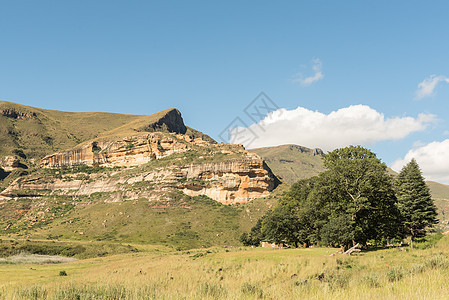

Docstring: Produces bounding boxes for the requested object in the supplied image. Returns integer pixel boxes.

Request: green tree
[261,204,300,247]
[395,159,438,248]
[240,217,265,246]
[251,146,402,250]
[318,146,401,248]
[260,178,319,247]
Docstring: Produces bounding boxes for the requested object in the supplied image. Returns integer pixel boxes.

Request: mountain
[0,101,214,163]
[249,144,325,184]
[0,102,279,249]
[2,101,448,249]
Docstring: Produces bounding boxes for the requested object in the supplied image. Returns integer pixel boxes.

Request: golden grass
[2,238,449,299]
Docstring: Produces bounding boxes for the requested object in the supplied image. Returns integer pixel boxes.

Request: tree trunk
[344,243,361,255]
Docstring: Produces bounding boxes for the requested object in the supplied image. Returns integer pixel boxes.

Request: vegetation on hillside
[245,146,438,250]
[249,144,325,184]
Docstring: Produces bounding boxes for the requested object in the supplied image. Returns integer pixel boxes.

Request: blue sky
[1,1,449,182]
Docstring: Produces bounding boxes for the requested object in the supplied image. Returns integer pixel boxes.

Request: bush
[387,267,404,282]
[59,270,67,276]
[424,254,449,269]
[414,233,444,250]
[362,273,380,288]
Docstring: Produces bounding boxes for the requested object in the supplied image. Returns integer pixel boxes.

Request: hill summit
[0,101,213,166]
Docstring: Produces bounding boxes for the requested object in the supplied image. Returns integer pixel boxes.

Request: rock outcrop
[4,131,279,204]
[312,148,324,156]
[4,156,278,204]
[0,108,36,119]
[0,156,21,171]
[137,108,187,134]
[181,159,278,204]
[40,133,189,168]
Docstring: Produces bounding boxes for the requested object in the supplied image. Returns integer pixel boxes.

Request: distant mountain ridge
[249,144,325,184]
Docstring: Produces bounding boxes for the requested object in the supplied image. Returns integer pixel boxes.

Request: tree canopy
[255,146,403,249]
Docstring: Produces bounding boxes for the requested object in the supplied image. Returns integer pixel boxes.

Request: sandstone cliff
[181,159,277,204]
[3,132,279,204]
[40,133,189,168]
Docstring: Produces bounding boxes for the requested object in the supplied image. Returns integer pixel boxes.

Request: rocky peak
[312,148,324,156]
[138,108,187,134]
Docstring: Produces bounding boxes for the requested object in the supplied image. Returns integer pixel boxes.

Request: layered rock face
[4,131,279,204]
[181,159,277,204]
[40,133,189,168]
[4,156,277,204]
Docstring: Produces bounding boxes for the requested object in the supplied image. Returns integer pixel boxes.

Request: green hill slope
[249,144,325,184]
[427,181,449,231]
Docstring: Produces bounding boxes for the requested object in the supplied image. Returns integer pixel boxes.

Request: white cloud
[391,139,449,184]
[415,75,449,99]
[230,104,436,151]
[294,58,324,86]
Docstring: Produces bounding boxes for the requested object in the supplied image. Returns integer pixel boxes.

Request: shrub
[414,233,444,249]
[362,273,380,288]
[387,267,404,282]
[424,254,449,269]
[59,270,68,276]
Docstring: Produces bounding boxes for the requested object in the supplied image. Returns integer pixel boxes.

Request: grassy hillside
[427,181,449,231]
[1,190,277,250]
[0,146,277,249]
[0,101,214,161]
[427,181,449,200]
[249,144,325,184]
[0,101,142,160]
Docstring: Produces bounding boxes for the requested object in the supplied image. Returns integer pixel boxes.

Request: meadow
[1,235,449,299]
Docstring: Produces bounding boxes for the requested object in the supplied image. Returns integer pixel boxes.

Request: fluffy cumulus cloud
[392,139,449,184]
[294,59,324,86]
[229,104,436,151]
[416,75,449,99]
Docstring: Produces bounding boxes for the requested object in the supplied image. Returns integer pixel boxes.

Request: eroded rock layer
[4,133,279,204]
[40,133,189,168]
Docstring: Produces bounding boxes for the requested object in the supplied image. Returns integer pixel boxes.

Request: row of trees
[241,146,438,249]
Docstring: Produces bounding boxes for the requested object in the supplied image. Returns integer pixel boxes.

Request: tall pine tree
[396,159,438,247]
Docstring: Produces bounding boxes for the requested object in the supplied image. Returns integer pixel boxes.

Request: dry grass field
[1,236,449,299]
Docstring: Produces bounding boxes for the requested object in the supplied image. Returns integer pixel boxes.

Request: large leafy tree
[320,146,401,247]
[260,178,317,247]
[395,159,438,246]
[249,146,402,249]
